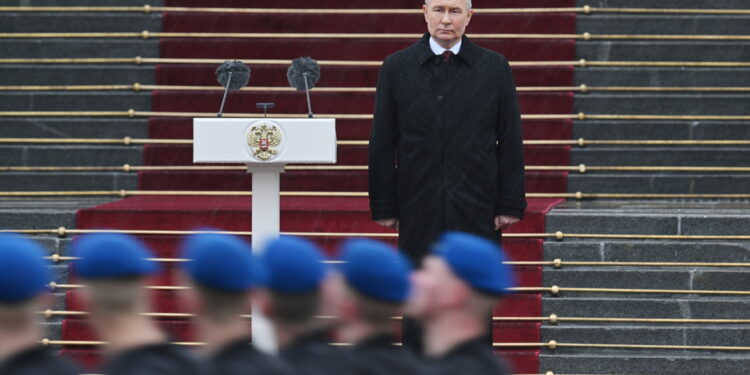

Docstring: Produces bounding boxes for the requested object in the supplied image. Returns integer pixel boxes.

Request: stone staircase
[2,0,750,373]
[0,1,163,346]
[539,1,750,373]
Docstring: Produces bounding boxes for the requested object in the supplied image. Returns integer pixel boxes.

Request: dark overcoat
[368,33,527,264]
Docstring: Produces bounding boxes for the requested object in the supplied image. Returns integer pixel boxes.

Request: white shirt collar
[429,37,462,56]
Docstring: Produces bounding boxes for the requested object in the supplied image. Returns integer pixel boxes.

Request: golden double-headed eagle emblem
[247,123,282,161]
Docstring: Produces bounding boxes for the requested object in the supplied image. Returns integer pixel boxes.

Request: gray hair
[424,0,472,10]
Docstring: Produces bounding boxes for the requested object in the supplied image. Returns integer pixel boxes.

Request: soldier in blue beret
[330,238,427,375]
[408,231,513,375]
[72,232,206,375]
[259,235,354,375]
[179,232,292,375]
[0,233,79,375]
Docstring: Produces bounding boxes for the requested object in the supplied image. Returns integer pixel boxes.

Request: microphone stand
[303,72,314,118]
[217,71,233,118]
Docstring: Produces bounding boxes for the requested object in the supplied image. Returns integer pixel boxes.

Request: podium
[193,117,337,352]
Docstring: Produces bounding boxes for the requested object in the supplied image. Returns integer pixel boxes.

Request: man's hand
[376,218,399,230]
[494,215,520,230]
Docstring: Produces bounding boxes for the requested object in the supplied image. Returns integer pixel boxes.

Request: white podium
[193,117,337,352]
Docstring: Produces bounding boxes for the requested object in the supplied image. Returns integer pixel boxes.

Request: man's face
[407,256,462,320]
[423,0,473,47]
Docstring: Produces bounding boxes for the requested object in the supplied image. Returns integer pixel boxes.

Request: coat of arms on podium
[247,123,282,161]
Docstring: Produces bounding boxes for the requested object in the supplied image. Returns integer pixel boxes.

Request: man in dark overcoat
[369,0,527,267]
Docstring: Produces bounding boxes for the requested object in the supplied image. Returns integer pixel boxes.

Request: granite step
[570,147,750,166]
[0,145,142,166]
[578,42,750,62]
[573,121,750,140]
[579,0,750,8]
[0,172,137,191]
[541,325,750,348]
[542,297,750,319]
[544,240,750,263]
[545,201,750,235]
[5,0,162,5]
[540,353,750,375]
[578,15,750,35]
[0,40,159,58]
[575,68,750,87]
[0,65,155,85]
[574,93,750,115]
[543,268,750,293]
[0,92,151,111]
[0,119,149,138]
[567,174,750,194]
[0,13,161,32]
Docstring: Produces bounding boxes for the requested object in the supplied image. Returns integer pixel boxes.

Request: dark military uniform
[0,345,79,375]
[281,331,354,375]
[426,336,509,375]
[350,334,426,375]
[209,337,293,375]
[105,343,207,375]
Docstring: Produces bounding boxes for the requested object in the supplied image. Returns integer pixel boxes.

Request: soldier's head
[330,239,411,342]
[260,236,328,330]
[72,233,159,318]
[408,232,514,323]
[0,234,52,333]
[180,232,267,325]
[423,0,473,48]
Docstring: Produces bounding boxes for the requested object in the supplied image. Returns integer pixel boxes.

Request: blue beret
[181,232,266,292]
[433,232,515,295]
[339,239,411,303]
[261,236,325,294]
[73,233,159,279]
[0,233,51,303]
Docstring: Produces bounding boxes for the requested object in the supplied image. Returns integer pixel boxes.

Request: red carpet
[63,2,575,373]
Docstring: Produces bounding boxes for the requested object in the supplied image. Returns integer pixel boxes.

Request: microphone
[215,60,251,117]
[286,57,321,118]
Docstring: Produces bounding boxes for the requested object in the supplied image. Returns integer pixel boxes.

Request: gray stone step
[540,353,750,375]
[542,297,750,319]
[578,0,750,8]
[0,145,142,166]
[0,65,155,85]
[575,67,750,87]
[0,40,158,58]
[574,93,750,115]
[573,121,750,140]
[0,13,161,32]
[545,202,750,235]
[579,15,750,35]
[6,0,163,5]
[0,92,151,111]
[571,147,750,166]
[544,268,750,292]
[542,325,750,347]
[544,241,750,263]
[568,174,750,194]
[0,197,110,229]
[0,172,137,191]
[0,119,149,138]
[578,42,750,62]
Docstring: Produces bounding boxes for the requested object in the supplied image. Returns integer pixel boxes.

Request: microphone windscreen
[216,60,251,91]
[287,57,321,91]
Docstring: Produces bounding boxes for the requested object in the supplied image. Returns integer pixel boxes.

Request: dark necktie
[442,50,454,63]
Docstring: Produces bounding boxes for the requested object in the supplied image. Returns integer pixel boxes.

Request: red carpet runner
[63,1,575,372]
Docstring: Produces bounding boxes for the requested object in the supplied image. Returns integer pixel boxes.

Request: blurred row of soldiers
[0,230,513,375]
